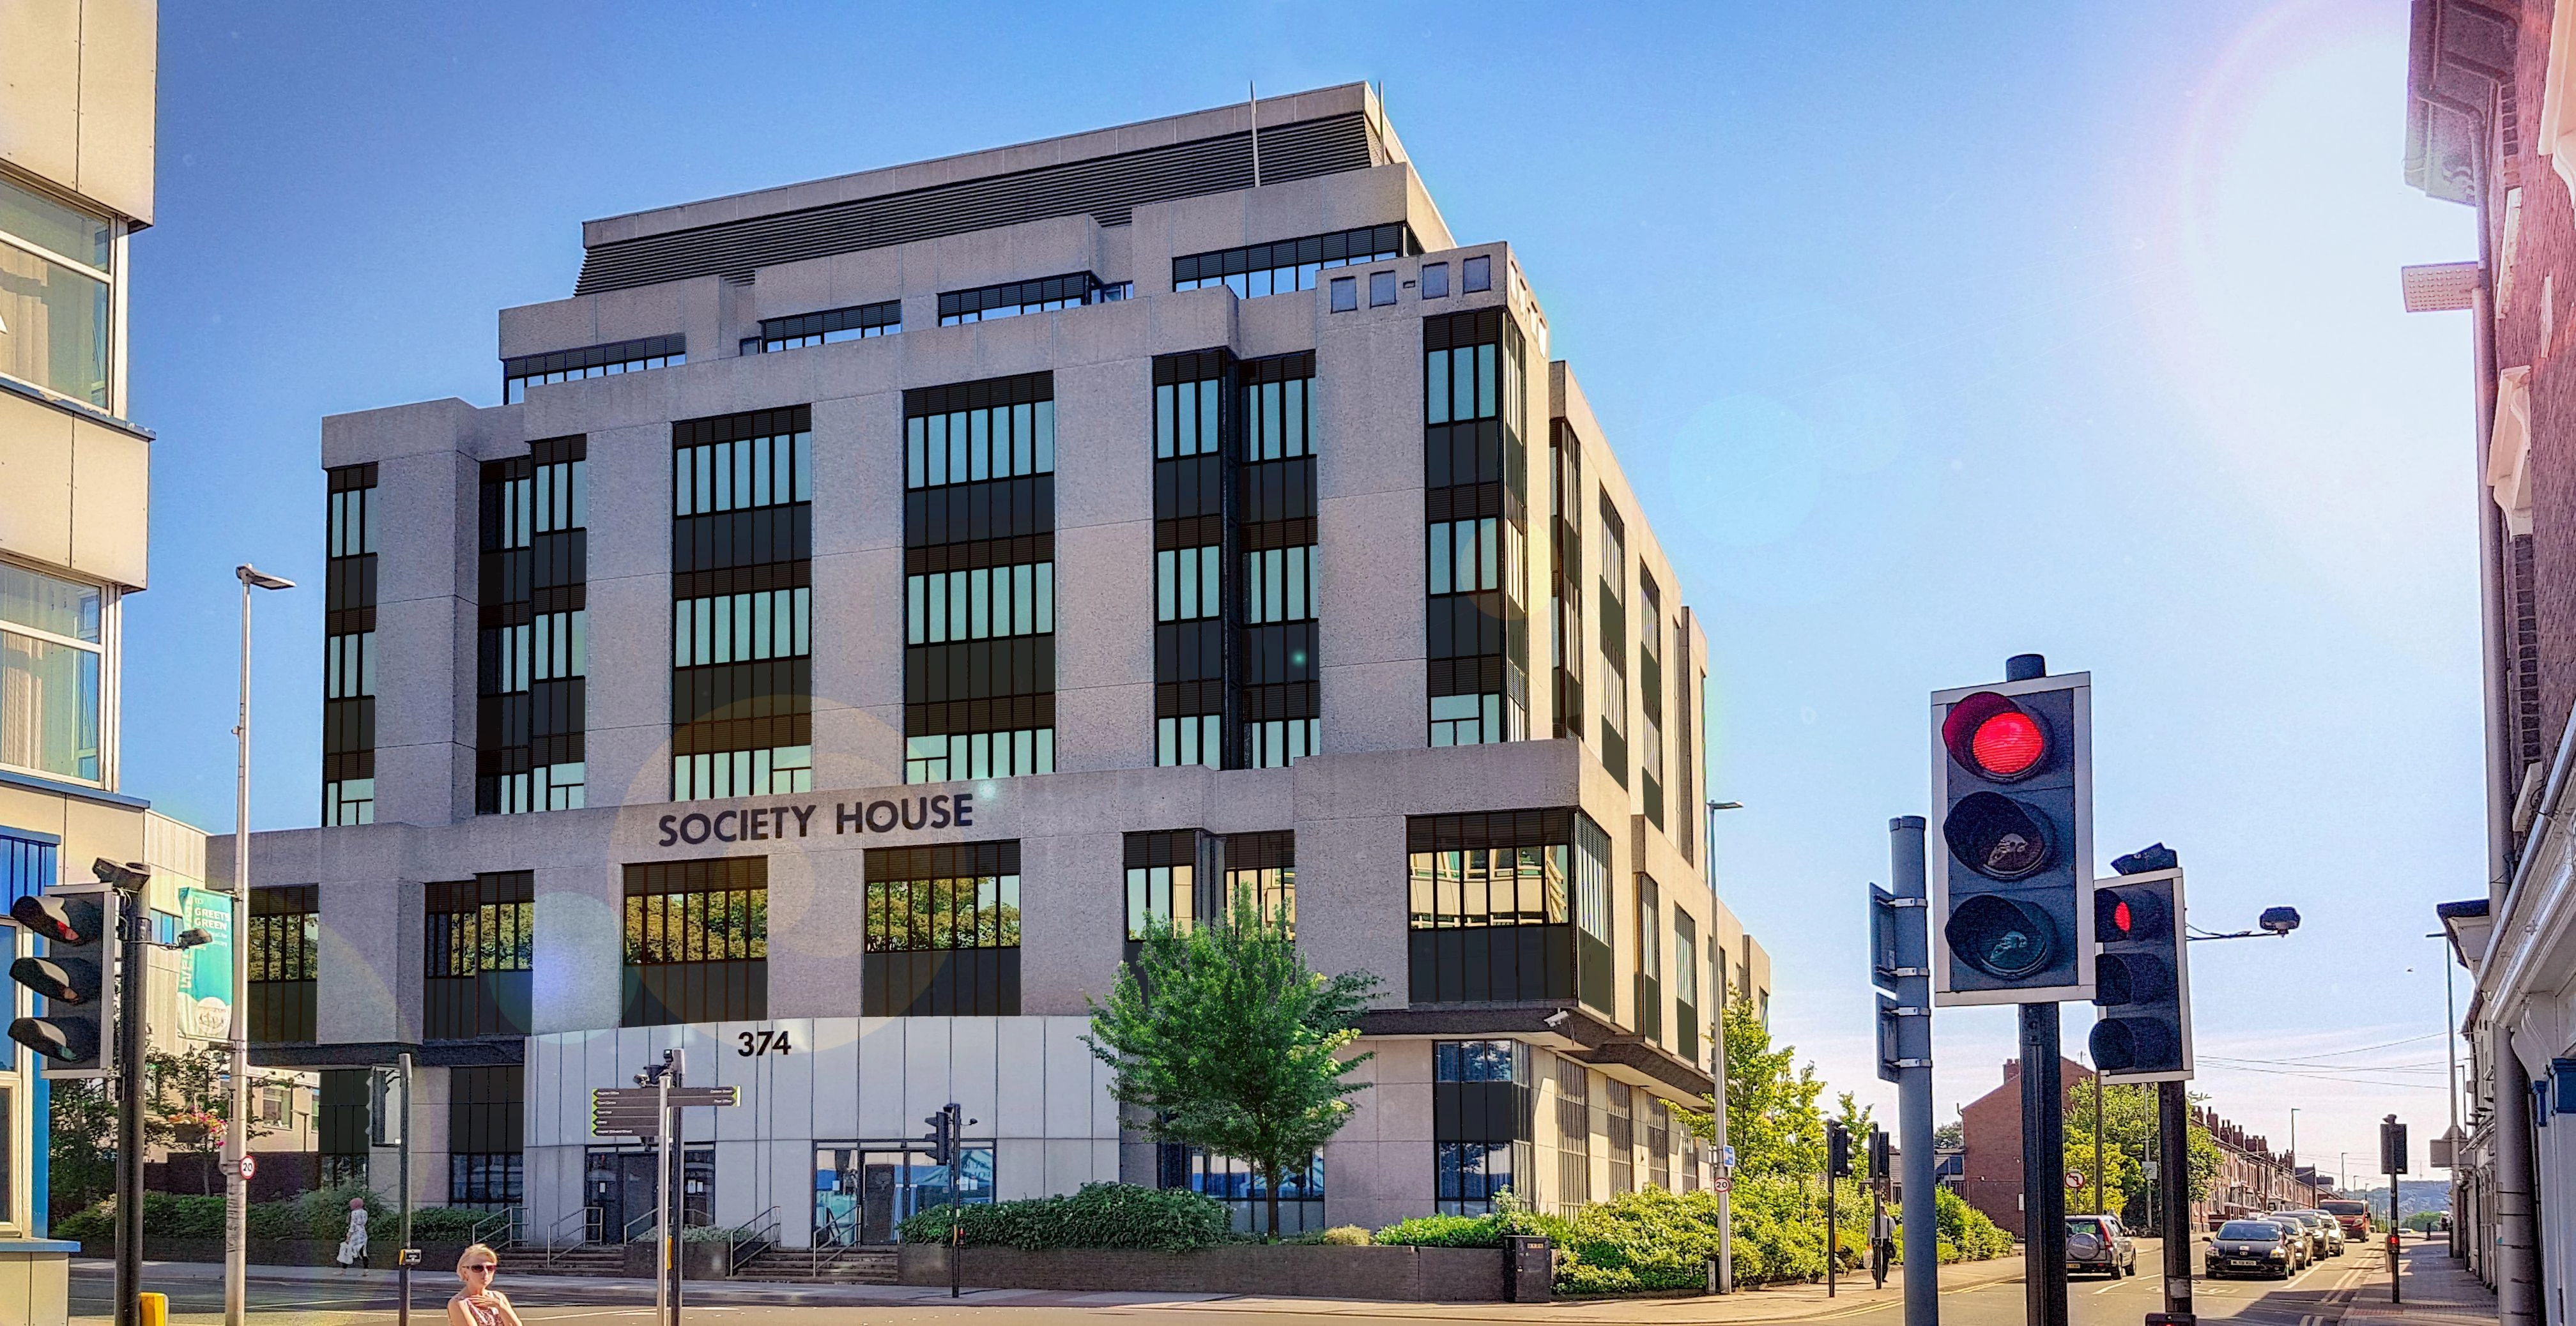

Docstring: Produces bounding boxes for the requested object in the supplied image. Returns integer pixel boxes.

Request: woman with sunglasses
[448,1244,526,1326]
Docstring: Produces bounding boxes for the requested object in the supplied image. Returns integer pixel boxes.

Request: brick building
[1956,1056,2092,1238]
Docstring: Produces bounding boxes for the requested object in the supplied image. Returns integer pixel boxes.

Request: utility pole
[2158,1081,2195,1322]
[114,883,146,1326]
[2021,1005,2070,1326]
[397,1053,413,1326]
[1887,816,1938,1326]
[226,563,292,1326]
[2094,1072,2105,1216]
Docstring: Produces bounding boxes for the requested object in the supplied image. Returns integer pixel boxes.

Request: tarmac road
[68,1235,2389,1326]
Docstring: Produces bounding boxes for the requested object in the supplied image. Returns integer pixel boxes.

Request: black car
[2207,1219,2299,1279]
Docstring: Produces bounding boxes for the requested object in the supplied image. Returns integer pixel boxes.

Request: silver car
[2066,1215,2138,1278]
[2270,1209,2327,1262]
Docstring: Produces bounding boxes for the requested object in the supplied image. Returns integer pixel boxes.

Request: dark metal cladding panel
[574,114,1379,295]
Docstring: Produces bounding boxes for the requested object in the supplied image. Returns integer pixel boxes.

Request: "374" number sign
[737,1029,794,1057]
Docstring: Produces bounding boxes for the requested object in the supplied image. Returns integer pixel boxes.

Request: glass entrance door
[813,1145,996,1245]
[585,1148,657,1242]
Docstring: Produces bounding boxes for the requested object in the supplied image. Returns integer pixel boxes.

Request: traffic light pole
[2159,1079,2195,1322]
[2021,1002,2069,1326]
[114,887,146,1326]
[1890,816,1938,1326]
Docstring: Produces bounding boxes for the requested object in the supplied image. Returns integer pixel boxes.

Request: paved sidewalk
[85,1246,2032,1319]
[2341,1243,2497,1326]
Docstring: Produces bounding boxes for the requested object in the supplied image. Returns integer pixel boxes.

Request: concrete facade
[0,3,165,1318]
[222,84,1772,1242]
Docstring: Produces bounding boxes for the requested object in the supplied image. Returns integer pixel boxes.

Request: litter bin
[1505,1234,1552,1302]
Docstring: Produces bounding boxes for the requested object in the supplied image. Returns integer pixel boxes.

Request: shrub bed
[54,1184,496,1247]
[898,1182,1234,1252]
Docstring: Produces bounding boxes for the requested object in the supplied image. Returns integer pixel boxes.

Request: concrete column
[2497,1028,2540,1326]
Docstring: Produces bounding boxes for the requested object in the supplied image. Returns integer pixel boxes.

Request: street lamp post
[1705,799,1741,1293]
[226,564,293,1326]
[2290,1108,2299,1203]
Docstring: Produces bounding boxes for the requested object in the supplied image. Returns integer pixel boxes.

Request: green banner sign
[178,887,233,1041]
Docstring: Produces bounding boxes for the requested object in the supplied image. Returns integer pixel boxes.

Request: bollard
[138,1292,168,1326]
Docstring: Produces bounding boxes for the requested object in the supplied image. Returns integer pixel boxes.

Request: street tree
[1084,887,1382,1240]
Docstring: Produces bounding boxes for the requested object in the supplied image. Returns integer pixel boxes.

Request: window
[1161,1147,1325,1235]
[1172,223,1412,296]
[672,409,813,802]
[1156,547,1222,622]
[674,590,806,664]
[744,300,900,353]
[1639,572,1666,828]
[1124,830,1197,941]
[1157,715,1220,768]
[1225,831,1296,936]
[905,375,1059,781]
[1155,376,1222,459]
[498,611,588,686]
[1423,309,1529,749]
[1463,255,1492,293]
[1675,911,1701,1066]
[1370,270,1398,307]
[1597,500,1629,786]
[325,463,379,823]
[425,873,534,1040]
[1434,1039,1531,1216]
[1406,809,1600,1004]
[1438,1143,1514,1217]
[1556,1058,1591,1214]
[1329,277,1356,312]
[1241,547,1317,625]
[1243,371,1315,461]
[1605,1079,1634,1194]
[908,566,1053,644]
[864,841,1021,1016]
[937,272,1126,324]
[0,173,114,406]
[905,730,1050,784]
[622,858,767,1026]
[248,885,319,1044]
[1549,422,1585,740]
[1243,717,1315,768]
[503,333,684,404]
[1422,262,1450,300]
[448,1065,525,1210]
[1646,1098,1672,1191]
[1635,876,1662,1045]
[0,561,103,781]
[1574,814,1613,1015]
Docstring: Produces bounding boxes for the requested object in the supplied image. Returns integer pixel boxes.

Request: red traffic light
[8,895,88,946]
[2095,887,2171,942]
[1943,692,2050,782]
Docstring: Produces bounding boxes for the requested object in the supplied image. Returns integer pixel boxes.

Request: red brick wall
[1956,1056,2094,1239]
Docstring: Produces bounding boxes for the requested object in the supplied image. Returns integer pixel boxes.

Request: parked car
[2302,1210,2348,1256]
[2320,1198,2372,1240]
[2066,1215,2138,1278]
[2269,1209,2326,1263]
[2207,1219,2301,1279]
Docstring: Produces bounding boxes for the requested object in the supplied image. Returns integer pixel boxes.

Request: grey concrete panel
[1052,356,1153,533]
[321,398,482,471]
[1016,828,1123,1017]
[808,392,903,558]
[765,842,867,1021]
[1315,486,1421,669]
[582,569,672,812]
[531,858,620,1035]
[1319,659,1422,757]
[809,544,900,714]
[1128,164,1422,290]
[496,297,602,365]
[1284,791,1407,1004]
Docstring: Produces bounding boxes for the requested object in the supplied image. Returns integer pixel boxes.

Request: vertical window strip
[1155,547,1222,622]
[904,729,1054,784]
[904,400,1056,489]
[672,589,811,666]
[1242,547,1317,625]
[673,429,814,515]
[904,565,1053,645]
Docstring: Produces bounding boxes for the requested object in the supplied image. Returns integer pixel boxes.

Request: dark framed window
[1172,223,1413,296]
[1596,498,1629,786]
[448,1065,525,1209]
[1604,1079,1634,1194]
[1634,876,1662,1045]
[937,272,1126,324]
[1675,911,1701,1067]
[1405,809,1606,1006]
[1329,276,1356,312]
[745,300,901,354]
[1223,830,1295,936]
[1423,309,1528,747]
[1422,261,1450,300]
[318,1069,369,1177]
[1645,1097,1672,1191]
[1434,1039,1531,1214]
[1638,571,1665,828]
[248,885,318,1044]
[905,375,1057,782]
[1369,270,1398,307]
[1436,1142,1514,1217]
[425,873,533,1040]
[1462,255,1492,293]
[622,857,767,1026]
[671,408,813,802]
[1124,830,1199,943]
[1157,1145,1325,1235]
[323,464,378,825]
[504,333,684,404]
[864,841,1021,1016]
[479,435,588,814]
[1548,420,1585,741]
[1554,1057,1591,1214]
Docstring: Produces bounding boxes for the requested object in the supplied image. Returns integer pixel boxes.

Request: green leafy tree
[2060,1079,2224,1227]
[49,1079,119,1215]
[1084,887,1383,1240]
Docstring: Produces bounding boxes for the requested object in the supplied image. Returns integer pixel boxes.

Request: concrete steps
[533,1245,632,1277]
[736,1246,900,1284]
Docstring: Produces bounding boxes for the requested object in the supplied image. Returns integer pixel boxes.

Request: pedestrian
[448,1244,526,1326]
[335,1196,369,1271]
[1872,1208,1897,1284]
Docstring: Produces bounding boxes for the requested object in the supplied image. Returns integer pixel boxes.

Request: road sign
[2066,1170,2086,1190]
[1713,1174,1733,1194]
[592,1085,740,1138]
[236,1154,257,1182]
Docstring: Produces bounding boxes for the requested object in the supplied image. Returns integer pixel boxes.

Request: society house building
[217,84,1772,1248]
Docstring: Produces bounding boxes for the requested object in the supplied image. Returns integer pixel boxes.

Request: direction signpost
[594,1071,740,1326]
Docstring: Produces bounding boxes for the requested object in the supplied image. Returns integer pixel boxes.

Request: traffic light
[1929,665,2092,1004]
[6,883,116,1076]
[2088,853,2193,1082]
[922,1104,959,1167]
[1868,1127,1892,1183]
[1827,1121,1853,1178]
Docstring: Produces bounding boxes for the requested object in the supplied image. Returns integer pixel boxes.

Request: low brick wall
[896,1243,1518,1302]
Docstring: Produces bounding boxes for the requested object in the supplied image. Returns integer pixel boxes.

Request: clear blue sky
[125,0,2477,1177]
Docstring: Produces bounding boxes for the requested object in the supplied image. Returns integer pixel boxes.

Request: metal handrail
[813,1208,861,1270]
[541,1207,599,1270]
[624,1208,660,1244]
[470,1205,522,1249]
[730,1206,781,1276]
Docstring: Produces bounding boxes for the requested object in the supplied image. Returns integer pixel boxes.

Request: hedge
[54,1185,498,1247]
[897,1182,1234,1251]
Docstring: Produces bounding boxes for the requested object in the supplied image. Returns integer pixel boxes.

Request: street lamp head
[2258,906,2302,936]
[1708,801,1744,811]
[174,927,211,949]
[236,564,295,591]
